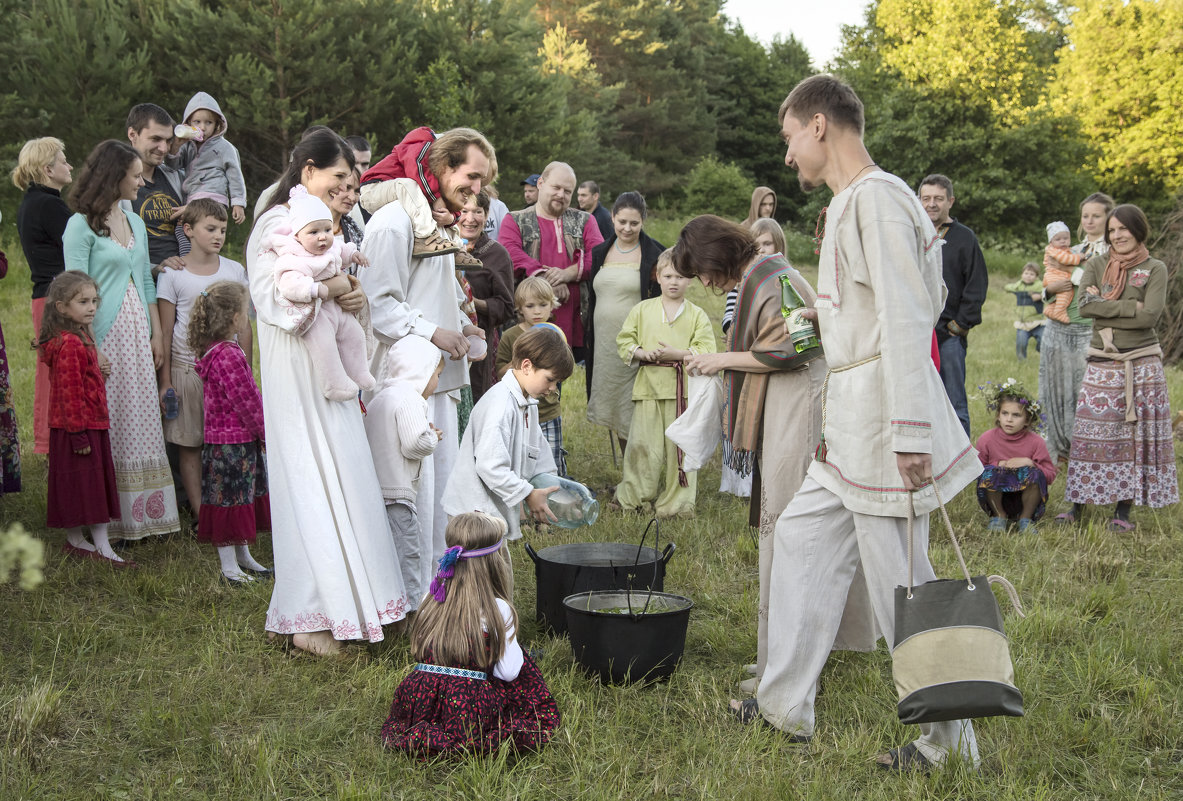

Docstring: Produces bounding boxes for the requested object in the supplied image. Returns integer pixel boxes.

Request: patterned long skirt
[1065,356,1178,507]
[976,465,1049,521]
[198,441,270,546]
[381,653,560,758]
[1038,319,1092,464]
[103,282,180,539]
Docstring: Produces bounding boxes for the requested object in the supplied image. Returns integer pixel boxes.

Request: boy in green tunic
[615,252,716,517]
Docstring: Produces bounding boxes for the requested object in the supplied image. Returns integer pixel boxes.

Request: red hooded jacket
[360,126,441,207]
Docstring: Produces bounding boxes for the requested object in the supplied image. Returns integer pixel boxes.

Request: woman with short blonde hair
[14,136,73,454]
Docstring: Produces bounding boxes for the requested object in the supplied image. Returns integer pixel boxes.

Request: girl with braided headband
[380,513,559,757]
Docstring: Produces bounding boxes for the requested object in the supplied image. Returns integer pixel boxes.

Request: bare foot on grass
[293,630,343,657]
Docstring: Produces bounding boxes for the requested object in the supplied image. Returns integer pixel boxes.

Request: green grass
[2,222,1182,800]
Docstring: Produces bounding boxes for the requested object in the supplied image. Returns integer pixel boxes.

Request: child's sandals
[454,248,484,270]
[412,231,460,258]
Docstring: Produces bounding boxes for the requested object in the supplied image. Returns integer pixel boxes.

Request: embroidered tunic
[809,173,981,517]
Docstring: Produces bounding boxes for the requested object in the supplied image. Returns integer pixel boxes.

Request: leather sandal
[412,231,460,258]
[728,699,811,742]
[875,742,933,773]
[453,248,484,270]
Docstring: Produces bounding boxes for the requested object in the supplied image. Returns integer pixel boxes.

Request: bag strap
[906,483,974,597]
[905,486,1028,618]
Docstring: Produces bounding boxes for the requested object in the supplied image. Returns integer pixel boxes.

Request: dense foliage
[0,0,1179,243]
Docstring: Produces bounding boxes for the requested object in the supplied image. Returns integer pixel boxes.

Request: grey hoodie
[169,92,247,208]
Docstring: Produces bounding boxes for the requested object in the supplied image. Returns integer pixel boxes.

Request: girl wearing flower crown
[380,512,559,758]
[975,379,1057,533]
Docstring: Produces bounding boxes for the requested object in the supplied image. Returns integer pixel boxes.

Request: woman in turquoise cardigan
[62,140,179,545]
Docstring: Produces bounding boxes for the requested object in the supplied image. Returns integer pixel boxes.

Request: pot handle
[524,542,539,564]
[661,543,676,565]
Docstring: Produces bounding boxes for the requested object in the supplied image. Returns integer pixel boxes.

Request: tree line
[1,0,1179,244]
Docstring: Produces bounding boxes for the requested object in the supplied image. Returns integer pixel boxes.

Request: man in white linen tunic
[747,74,983,770]
[360,128,493,586]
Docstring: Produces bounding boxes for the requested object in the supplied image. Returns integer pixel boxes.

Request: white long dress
[249,206,407,642]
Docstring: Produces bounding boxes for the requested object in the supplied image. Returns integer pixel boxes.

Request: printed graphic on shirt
[134,178,182,264]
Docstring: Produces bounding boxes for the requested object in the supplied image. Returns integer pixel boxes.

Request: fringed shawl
[722,255,823,476]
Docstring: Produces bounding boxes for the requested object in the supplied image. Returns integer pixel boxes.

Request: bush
[682,155,754,221]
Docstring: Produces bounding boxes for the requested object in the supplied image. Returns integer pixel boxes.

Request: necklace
[840,162,877,194]
[813,164,878,255]
[614,240,640,254]
[107,208,130,243]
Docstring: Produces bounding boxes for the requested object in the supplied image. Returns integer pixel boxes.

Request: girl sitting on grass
[189,281,271,585]
[381,512,559,758]
[39,271,126,565]
[975,379,1056,533]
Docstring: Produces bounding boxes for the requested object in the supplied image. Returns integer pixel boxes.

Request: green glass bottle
[780,274,821,354]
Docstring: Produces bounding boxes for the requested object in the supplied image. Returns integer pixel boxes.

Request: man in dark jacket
[577,180,613,240]
[919,174,987,436]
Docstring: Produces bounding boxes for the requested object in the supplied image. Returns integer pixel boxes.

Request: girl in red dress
[39,271,126,565]
[381,512,559,758]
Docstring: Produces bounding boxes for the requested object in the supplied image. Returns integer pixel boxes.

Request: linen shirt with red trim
[195,340,265,444]
[42,332,109,440]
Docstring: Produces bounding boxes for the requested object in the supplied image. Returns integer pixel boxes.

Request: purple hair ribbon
[428,538,505,602]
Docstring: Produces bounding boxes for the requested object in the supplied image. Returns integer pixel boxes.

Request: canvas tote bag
[891,485,1026,725]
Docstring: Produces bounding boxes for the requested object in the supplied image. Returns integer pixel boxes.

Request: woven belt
[414,663,487,680]
[816,353,881,463]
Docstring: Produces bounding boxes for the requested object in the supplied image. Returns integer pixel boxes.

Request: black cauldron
[524,541,675,635]
[563,590,693,684]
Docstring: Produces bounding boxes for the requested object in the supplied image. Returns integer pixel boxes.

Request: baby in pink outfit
[271,186,375,401]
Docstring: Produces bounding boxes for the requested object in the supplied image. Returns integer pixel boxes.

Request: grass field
[1,221,1181,800]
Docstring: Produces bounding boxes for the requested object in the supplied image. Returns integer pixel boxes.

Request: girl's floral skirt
[198,441,270,546]
[976,465,1048,521]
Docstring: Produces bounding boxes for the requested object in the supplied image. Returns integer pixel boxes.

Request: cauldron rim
[532,542,664,568]
[562,589,694,618]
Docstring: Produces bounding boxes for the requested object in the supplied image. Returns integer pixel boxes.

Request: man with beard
[730,74,982,774]
[499,162,604,360]
[360,126,493,593]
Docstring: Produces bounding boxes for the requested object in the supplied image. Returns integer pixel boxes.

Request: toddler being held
[269,186,374,401]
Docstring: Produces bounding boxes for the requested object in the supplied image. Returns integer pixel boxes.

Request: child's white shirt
[155,257,247,365]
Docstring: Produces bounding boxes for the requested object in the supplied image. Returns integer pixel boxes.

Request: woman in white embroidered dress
[248,131,407,656]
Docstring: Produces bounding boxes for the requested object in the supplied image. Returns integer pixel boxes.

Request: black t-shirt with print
[132,172,182,266]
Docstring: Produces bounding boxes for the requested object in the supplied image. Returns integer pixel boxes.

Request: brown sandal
[412,231,460,258]
[454,248,484,270]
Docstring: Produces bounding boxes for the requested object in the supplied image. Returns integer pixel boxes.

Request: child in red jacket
[39,271,127,566]
[189,281,272,585]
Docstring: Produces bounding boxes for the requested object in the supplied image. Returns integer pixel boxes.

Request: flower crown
[978,378,1043,430]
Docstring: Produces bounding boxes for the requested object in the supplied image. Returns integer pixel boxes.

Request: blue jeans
[938,334,971,436]
[1016,326,1042,359]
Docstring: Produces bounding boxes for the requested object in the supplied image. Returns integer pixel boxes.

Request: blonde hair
[38,271,99,346]
[750,218,787,256]
[514,275,556,314]
[411,513,515,670]
[187,281,247,358]
[12,137,65,191]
